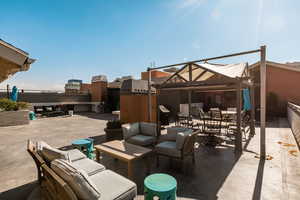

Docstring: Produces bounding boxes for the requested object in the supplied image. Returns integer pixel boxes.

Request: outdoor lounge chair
[27,140,137,200]
[155,128,199,168]
[122,122,157,146]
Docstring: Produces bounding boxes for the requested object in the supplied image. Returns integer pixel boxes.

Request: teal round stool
[144,173,177,200]
[72,139,94,159]
[29,111,36,120]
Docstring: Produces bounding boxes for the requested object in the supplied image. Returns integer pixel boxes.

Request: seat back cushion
[176,129,193,150]
[38,141,70,163]
[122,122,140,140]
[51,159,101,200]
[140,122,157,136]
[67,149,87,162]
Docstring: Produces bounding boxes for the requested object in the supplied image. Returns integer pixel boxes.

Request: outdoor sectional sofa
[27,140,137,200]
[122,122,157,146]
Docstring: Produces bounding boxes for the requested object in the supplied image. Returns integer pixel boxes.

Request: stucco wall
[0,110,29,127]
[0,92,91,103]
[251,64,300,116]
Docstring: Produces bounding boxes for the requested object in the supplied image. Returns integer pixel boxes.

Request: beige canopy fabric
[0,39,35,83]
[179,62,247,80]
[161,62,248,86]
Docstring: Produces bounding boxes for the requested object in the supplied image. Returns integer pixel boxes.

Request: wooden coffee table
[95,140,152,179]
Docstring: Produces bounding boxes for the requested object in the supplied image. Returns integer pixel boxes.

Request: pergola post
[250,83,255,136]
[156,89,161,136]
[235,79,243,153]
[188,64,192,116]
[147,68,152,122]
[260,45,266,157]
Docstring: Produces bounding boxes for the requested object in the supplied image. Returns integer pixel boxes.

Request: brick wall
[80,83,91,94]
[91,81,107,102]
[141,70,170,80]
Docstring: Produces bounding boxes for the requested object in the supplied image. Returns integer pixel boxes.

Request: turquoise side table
[72,139,94,159]
[144,173,177,200]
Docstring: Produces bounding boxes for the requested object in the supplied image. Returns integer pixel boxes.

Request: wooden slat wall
[120,94,157,123]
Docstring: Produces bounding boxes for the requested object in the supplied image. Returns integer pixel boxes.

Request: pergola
[146,46,267,155]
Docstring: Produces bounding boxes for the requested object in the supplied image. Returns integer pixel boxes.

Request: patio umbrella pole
[147,66,152,122]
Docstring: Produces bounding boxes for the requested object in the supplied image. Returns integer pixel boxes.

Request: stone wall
[287,102,300,148]
[0,110,29,127]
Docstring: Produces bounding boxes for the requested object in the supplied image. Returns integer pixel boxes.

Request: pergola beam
[148,49,260,71]
[193,70,207,81]
[160,64,188,86]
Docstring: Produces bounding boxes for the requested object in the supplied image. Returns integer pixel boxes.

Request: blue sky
[1,0,300,90]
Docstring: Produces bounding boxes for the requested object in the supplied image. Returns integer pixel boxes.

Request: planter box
[0,110,30,127]
[104,128,123,141]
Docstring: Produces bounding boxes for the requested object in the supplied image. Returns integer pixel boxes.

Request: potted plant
[104,120,123,141]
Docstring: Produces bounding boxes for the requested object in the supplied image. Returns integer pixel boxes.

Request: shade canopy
[157,62,249,90]
[0,39,35,83]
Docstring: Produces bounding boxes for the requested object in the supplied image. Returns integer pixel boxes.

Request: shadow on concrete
[59,135,107,151]
[76,112,117,121]
[252,158,265,200]
[0,181,38,200]
[98,137,242,199]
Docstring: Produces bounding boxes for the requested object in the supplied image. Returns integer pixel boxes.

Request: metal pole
[235,79,242,153]
[250,83,255,136]
[148,64,152,122]
[6,84,10,98]
[188,64,193,117]
[260,45,266,157]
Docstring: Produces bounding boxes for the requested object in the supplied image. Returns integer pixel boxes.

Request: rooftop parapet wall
[0,92,91,103]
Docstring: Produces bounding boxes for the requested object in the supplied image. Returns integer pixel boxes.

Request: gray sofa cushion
[176,129,193,150]
[68,149,87,162]
[122,123,139,140]
[51,159,101,200]
[140,122,157,136]
[127,134,155,146]
[72,158,105,176]
[89,170,137,200]
[155,141,181,158]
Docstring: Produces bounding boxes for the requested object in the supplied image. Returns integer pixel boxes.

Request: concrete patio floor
[0,113,299,200]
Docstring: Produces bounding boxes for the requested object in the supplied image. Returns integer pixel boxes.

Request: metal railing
[287,102,300,148]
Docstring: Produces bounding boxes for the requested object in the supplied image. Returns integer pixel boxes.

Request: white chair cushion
[155,141,181,158]
[127,135,155,146]
[176,129,193,150]
[51,159,101,200]
[72,158,105,176]
[89,170,137,200]
[67,149,87,162]
[38,141,70,162]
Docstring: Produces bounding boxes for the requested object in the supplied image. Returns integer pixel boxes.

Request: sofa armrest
[122,123,138,140]
[158,132,177,143]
